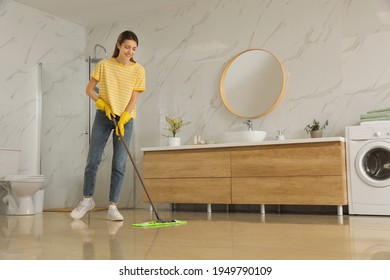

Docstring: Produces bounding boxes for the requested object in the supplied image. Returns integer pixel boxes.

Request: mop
[112,118,187,228]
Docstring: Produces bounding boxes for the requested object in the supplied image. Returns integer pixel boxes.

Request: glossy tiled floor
[1,208,390,260]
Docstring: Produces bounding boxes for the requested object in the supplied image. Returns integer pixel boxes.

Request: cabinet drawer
[232,176,347,205]
[231,142,346,177]
[144,178,231,203]
[143,150,230,178]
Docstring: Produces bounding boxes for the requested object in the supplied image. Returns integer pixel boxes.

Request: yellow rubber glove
[115,111,132,137]
[95,98,114,120]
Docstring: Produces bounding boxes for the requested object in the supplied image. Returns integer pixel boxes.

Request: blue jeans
[83,110,133,203]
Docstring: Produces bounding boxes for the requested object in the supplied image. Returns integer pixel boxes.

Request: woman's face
[117,39,137,61]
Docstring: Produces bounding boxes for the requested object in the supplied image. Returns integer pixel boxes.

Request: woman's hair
[112,30,139,62]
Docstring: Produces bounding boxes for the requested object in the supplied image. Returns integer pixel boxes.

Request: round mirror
[220,49,285,119]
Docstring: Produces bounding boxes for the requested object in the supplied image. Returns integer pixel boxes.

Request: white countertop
[141,136,345,152]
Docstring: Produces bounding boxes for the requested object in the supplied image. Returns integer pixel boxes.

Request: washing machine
[346,125,390,215]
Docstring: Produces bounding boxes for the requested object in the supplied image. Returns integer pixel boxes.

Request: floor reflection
[0,209,390,259]
[70,218,124,260]
[348,215,390,260]
[0,214,43,259]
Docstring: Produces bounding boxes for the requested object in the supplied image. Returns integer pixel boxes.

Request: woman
[71,30,146,221]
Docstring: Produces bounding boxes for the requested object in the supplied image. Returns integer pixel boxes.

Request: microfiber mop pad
[133,220,187,228]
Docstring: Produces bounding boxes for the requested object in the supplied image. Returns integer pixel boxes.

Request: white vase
[310,130,323,138]
[168,137,181,146]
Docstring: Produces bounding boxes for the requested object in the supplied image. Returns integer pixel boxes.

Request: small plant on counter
[304,118,329,133]
[163,116,190,137]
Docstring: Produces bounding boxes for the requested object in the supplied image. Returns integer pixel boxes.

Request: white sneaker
[107,205,123,221]
[70,197,95,220]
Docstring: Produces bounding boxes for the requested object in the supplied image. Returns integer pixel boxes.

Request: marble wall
[0,0,85,171]
[2,0,390,210]
[85,0,373,146]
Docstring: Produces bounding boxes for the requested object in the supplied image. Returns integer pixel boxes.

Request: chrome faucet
[243,120,253,131]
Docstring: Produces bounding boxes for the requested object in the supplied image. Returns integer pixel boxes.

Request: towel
[361,120,390,126]
[367,107,390,114]
[360,111,390,120]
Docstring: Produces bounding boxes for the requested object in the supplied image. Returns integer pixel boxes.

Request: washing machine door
[355,141,390,187]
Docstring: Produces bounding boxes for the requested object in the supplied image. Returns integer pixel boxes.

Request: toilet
[0,148,45,215]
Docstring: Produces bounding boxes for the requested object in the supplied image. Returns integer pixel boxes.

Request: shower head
[93,44,108,58]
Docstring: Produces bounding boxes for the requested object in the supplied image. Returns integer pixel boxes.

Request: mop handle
[112,118,163,222]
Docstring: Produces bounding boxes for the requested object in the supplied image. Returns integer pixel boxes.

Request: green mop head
[133,220,187,228]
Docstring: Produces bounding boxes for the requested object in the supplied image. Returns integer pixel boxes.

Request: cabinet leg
[337,205,343,216]
[260,204,266,214]
[207,204,212,213]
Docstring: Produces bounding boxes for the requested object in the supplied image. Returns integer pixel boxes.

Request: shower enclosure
[40,51,135,209]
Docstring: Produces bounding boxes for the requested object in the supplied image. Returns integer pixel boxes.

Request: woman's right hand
[96,99,115,120]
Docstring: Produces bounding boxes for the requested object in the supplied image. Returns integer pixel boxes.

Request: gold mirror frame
[220,49,286,119]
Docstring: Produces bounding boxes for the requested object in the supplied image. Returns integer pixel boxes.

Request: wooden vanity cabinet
[230,142,348,205]
[142,140,348,208]
[142,149,231,204]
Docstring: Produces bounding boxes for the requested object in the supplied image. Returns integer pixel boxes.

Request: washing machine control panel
[347,125,390,140]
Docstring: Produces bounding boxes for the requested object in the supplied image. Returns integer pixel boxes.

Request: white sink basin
[221,130,267,143]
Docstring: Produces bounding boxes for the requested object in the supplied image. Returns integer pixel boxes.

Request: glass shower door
[40,56,89,209]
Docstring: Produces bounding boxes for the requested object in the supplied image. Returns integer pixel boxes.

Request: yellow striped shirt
[92,57,146,117]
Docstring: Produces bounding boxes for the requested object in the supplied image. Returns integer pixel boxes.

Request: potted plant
[164,116,190,146]
[304,119,329,138]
